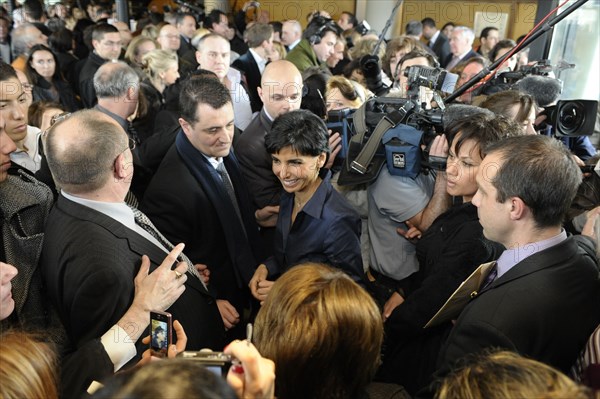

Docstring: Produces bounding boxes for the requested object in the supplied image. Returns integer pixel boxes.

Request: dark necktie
[127,122,140,146]
[130,206,206,286]
[480,262,498,291]
[216,162,243,225]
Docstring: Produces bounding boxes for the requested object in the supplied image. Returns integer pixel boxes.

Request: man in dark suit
[233,60,302,252]
[443,26,478,70]
[78,23,122,108]
[41,109,225,357]
[176,12,199,76]
[232,23,274,113]
[421,17,451,65]
[434,135,600,388]
[141,76,266,340]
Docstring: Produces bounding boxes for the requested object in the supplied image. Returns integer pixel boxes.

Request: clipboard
[424,261,496,328]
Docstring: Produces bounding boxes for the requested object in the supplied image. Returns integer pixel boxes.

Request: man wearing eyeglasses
[40,109,225,361]
[0,113,193,398]
[78,23,122,108]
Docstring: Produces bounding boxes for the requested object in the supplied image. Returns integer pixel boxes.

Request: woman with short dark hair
[249,110,363,301]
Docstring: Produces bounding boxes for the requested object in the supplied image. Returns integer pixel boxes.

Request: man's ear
[509,197,527,220]
[179,117,192,137]
[257,86,264,103]
[195,50,201,64]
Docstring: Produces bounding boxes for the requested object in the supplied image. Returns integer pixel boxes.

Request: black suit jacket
[78,51,107,108]
[430,33,451,65]
[232,51,263,113]
[141,138,264,314]
[41,195,225,355]
[442,49,479,69]
[233,109,281,209]
[436,235,600,379]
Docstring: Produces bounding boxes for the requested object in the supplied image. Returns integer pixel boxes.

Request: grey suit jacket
[0,172,66,345]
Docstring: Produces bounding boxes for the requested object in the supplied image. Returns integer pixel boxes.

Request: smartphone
[150,311,172,358]
[178,350,233,376]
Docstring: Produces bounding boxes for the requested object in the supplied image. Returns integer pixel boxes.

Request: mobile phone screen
[150,311,172,357]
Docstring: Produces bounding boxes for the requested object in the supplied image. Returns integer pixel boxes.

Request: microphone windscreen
[442,104,494,130]
[517,75,562,107]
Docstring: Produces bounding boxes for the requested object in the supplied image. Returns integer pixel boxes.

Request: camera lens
[558,102,585,135]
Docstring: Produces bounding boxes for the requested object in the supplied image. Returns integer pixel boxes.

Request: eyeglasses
[125,137,136,151]
[42,111,71,140]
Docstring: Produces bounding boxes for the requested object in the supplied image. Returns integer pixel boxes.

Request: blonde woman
[137,49,180,137]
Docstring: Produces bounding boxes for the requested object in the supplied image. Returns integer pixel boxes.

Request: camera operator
[285,16,341,73]
[365,50,452,309]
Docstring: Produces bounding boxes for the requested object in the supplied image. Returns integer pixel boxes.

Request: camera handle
[446,0,590,103]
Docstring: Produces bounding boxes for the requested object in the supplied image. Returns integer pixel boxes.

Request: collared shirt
[95,104,128,132]
[496,229,568,279]
[249,48,268,74]
[263,107,275,122]
[61,191,169,254]
[264,174,363,282]
[288,38,300,50]
[10,126,42,173]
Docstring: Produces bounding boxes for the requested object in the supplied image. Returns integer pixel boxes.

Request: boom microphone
[517,75,563,107]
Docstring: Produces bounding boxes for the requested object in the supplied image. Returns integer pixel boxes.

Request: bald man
[233,60,303,251]
[40,109,225,356]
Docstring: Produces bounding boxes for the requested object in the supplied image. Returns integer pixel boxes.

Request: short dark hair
[92,23,119,42]
[0,61,18,83]
[479,90,535,124]
[446,113,523,160]
[204,9,226,30]
[245,23,273,48]
[49,28,74,53]
[398,49,438,73]
[179,75,231,124]
[341,11,358,27]
[266,109,329,156]
[489,39,516,63]
[269,21,282,35]
[175,12,195,26]
[302,16,341,42]
[23,0,44,21]
[480,26,498,40]
[405,20,423,36]
[421,17,436,29]
[485,135,582,228]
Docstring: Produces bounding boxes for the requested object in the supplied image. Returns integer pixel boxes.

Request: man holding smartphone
[40,110,226,358]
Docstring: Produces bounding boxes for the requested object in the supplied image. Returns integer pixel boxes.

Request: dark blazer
[177,37,199,77]
[442,49,479,69]
[141,136,265,315]
[436,235,600,379]
[233,109,280,209]
[232,51,263,113]
[78,51,106,108]
[41,195,225,355]
[430,33,451,65]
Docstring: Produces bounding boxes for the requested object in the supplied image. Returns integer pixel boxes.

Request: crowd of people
[1,1,599,398]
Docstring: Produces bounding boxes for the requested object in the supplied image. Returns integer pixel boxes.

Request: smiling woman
[249,109,364,303]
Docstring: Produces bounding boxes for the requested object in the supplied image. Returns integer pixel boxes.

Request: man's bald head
[46,110,128,194]
[259,60,303,119]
